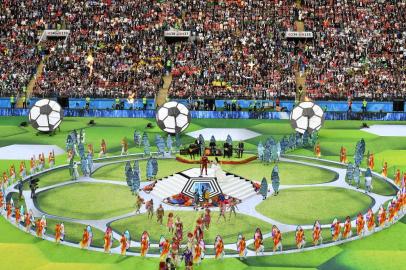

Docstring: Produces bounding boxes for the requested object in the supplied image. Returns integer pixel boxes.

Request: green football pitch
[0,116,406,269]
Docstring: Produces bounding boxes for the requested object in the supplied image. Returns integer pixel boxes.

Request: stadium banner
[164,30,191,37]
[2,109,406,121]
[38,30,71,43]
[285,31,313,39]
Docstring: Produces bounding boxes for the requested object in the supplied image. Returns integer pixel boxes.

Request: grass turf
[92,159,198,181]
[110,210,271,245]
[222,161,337,184]
[256,187,374,225]
[36,182,135,220]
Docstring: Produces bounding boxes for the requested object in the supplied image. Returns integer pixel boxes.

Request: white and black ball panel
[290,102,324,134]
[28,99,63,132]
[156,101,191,134]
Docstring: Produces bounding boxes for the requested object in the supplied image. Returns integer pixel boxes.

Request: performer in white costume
[211,157,226,182]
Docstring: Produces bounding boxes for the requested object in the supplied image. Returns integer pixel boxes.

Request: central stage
[150,168,258,202]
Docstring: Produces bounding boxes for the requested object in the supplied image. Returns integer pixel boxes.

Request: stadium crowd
[0,0,405,101]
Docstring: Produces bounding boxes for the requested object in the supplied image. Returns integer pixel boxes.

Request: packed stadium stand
[0,0,405,105]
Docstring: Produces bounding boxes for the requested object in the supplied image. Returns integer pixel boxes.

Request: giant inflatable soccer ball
[29,99,63,132]
[290,102,324,134]
[156,101,191,134]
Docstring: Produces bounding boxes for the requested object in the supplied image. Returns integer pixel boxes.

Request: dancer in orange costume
[394,169,401,186]
[193,239,205,265]
[380,162,387,177]
[366,209,376,232]
[254,228,264,255]
[6,202,12,219]
[368,152,375,170]
[55,223,62,243]
[342,216,352,239]
[237,234,247,259]
[120,137,128,156]
[378,205,387,228]
[314,143,321,158]
[104,227,113,253]
[24,211,32,232]
[9,165,16,183]
[15,207,21,225]
[356,213,365,236]
[331,218,341,241]
[388,201,396,224]
[87,144,94,155]
[120,233,127,255]
[295,226,306,249]
[272,225,283,252]
[159,236,170,261]
[312,220,322,245]
[140,231,150,257]
[35,219,42,237]
[214,235,225,259]
[80,228,90,249]
[340,146,347,163]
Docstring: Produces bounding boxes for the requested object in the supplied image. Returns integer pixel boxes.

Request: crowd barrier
[1,108,406,121]
[0,98,403,112]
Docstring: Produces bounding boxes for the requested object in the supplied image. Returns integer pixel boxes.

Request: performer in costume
[381,162,388,177]
[24,210,32,232]
[203,208,211,230]
[3,172,8,188]
[19,161,26,179]
[272,225,283,252]
[167,212,174,233]
[121,138,128,155]
[15,207,20,225]
[60,222,65,241]
[159,236,170,261]
[135,194,144,214]
[40,215,47,239]
[171,237,181,266]
[295,226,306,249]
[193,239,204,265]
[124,230,131,251]
[156,204,165,225]
[9,165,16,183]
[356,213,365,236]
[30,156,36,174]
[340,146,347,163]
[140,231,150,257]
[343,216,352,239]
[314,142,321,158]
[366,209,376,232]
[368,152,375,170]
[387,201,395,224]
[214,235,225,259]
[0,190,4,210]
[394,169,401,186]
[236,234,247,260]
[80,227,90,249]
[312,220,323,245]
[200,154,209,176]
[254,228,264,255]
[48,150,55,168]
[175,216,183,241]
[120,233,127,255]
[104,226,113,253]
[378,205,386,228]
[35,218,42,238]
[99,139,107,158]
[331,218,341,241]
[55,223,62,243]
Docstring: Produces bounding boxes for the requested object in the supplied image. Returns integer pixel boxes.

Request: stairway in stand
[17,56,47,108]
[156,74,172,107]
